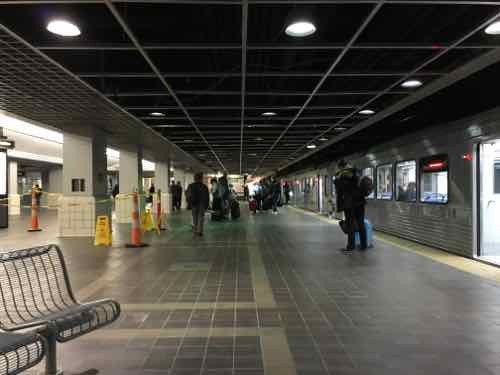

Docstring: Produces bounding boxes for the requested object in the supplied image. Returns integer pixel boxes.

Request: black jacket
[187,182,210,210]
[334,167,364,211]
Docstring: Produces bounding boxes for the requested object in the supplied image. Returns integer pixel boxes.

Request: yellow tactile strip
[288,206,500,284]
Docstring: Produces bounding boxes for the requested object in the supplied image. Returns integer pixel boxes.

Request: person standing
[283,181,290,205]
[175,181,183,211]
[187,172,210,236]
[243,184,249,201]
[169,181,176,211]
[334,160,367,251]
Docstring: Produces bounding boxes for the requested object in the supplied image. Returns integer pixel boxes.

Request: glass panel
[376,164,393,200]
[420,155,448,204]
[362,167,375,199]
[396,160,417,202]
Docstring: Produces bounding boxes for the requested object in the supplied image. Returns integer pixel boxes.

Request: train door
[478,141,500,263]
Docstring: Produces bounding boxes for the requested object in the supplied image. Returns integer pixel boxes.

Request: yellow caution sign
[140,209,156,232]
[94,215,112,246]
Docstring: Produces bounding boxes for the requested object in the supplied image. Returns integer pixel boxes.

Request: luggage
[355,219,373,247]
[249,199,257,213]
[231,200,240,219]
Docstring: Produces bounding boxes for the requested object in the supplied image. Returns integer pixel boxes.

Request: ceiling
[1,1,500,175]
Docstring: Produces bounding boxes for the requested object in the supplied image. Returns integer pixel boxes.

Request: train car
[283,105,500,265]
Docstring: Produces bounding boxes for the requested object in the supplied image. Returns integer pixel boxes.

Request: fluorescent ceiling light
[0,140,13,147]
[106,148,120,160]
[150,112,165,116]
[142,159,155,172]
[335,127,347,131]
[401,79,423,88]
[183,139,193,142]
[285,21,316,37]
[8,150,63,164]
[319,137,328,141]
[261,112,277,116]
[46,20,81,37]
[485,21,500,35]
[359,109,375,115]
[0,113,63,143]
[306,144,317,149]
[254,137,263,141]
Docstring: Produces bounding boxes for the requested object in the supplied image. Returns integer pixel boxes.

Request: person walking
[187,172,210,236]
[270,177,281,214]
[334,159,367,251]
[283,181,290,205]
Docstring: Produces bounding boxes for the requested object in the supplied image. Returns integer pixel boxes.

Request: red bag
[249,199,257,212]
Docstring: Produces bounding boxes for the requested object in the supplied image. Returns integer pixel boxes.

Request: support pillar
[59,132,111,237]
[155,159,170,214]
[115,148,143,223]
[8,161,20,215]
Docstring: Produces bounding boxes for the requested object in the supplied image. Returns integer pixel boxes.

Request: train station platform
[10,207,500,375]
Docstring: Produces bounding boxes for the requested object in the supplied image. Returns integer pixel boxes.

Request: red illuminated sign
[422,156,448,172]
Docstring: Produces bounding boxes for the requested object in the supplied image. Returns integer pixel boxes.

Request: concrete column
[47,167,62,208]
[8,161,20,215]
[155,160,170,214]
[59,132,110,237]
[115,148,143,223]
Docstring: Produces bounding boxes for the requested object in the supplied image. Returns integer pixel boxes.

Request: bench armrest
[2,320,50,332]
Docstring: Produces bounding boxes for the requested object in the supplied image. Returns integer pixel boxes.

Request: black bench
[0,332,45,374]
[0,244,121,374]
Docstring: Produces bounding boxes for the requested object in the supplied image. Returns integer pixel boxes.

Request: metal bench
[0,332,45,374]
[0,244,121,374]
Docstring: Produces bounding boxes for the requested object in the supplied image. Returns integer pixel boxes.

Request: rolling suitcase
[231,200,240,219]
[355,219,373,248]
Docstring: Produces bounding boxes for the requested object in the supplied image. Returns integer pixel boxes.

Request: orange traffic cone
[126,191,148,248]
[28,188,42,232]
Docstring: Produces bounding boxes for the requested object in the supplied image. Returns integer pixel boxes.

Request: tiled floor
[5,206,500,374]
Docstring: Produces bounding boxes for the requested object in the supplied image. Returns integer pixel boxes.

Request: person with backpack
[186,172,210,236]
[334,159,368,251]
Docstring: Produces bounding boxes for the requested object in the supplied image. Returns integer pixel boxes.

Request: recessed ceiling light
[150,112,165,116]
[359,109,375,115]
[247,124,255,128]
[401,79,423,88]
[319,137,328,142]
[261,112,277,116]
[285,21,316,37]
[46,20,81,37]
[335,127,347,131]
[249,153,257,156]
[306,144,317,149]
[255,137,263,141]
[485,21,500,35]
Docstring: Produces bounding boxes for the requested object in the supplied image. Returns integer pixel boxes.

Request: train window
[396,160,417,202]
[420,155,448,204]
[362,167,375,199]
[494,162,500,194]
[376,164,393,200]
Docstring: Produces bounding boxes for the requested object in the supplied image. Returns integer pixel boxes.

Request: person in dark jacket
[187,172,210,236]
[334,159,367,251]
[270,177,281,214]
[175,181,183,211]
[283,181,290,205]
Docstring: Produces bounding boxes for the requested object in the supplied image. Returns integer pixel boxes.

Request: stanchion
[126,191,148,248]
[27,188,42,232]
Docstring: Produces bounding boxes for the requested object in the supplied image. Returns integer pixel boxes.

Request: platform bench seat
[0,245,121,374]
[0,332,45,375]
